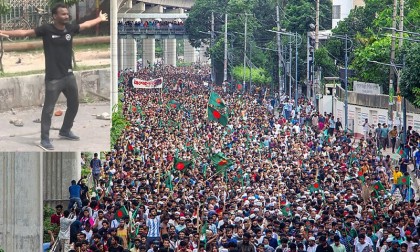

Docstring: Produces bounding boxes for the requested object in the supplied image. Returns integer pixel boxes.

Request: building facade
[332,0,365,28]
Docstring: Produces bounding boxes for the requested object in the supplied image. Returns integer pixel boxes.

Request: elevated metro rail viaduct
[117,0,209,70]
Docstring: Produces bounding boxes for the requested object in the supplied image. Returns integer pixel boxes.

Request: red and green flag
[208,106,228,126]
[281,204,292,216]
[396,146,404,156]
[358,170,365,183]
[397,175,410,186]
[209,92,226,109]
[210,152,234,174]
[371,181,386,197]
[167,100,181,110]
[309,182,321,193]
[114,206,129,221]
[173,157,192,172]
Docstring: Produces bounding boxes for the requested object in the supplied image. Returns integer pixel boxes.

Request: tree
[399,43,420,106]
[351,36,392,93]
[0,0,10,74]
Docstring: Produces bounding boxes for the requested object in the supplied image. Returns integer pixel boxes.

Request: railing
[118,24,186,35]
[335,85,420,114]
[0,0,50,28]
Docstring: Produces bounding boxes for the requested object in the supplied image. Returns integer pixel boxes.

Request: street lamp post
[328,34,352,132]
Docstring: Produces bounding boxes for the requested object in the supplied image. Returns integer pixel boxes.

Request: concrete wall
[43,152,81,208]
[324,96,420,138]
[0,153,43,251]
[0,68,110,112]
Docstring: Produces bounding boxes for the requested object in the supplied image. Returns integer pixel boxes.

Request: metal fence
[0,0,50,28]
[335,85,420,114]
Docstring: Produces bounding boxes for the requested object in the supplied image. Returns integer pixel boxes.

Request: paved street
[0,102,110,151]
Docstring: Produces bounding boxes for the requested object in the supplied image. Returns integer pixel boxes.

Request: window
[332,5,341,19]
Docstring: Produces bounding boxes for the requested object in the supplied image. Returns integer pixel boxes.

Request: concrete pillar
[144,4,164,13]
[143,38,156,67]
[164,39,177,66]
[122,38,137,71]
[184,39,196,63]
[118,38,124,70]
[43,152,81,208]
[127,1,145,13]
[0,153,43,251]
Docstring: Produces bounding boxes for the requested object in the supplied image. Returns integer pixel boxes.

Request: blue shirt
[69,184,81,198]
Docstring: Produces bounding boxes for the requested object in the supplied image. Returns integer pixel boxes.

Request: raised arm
[0,29,36,38]
[79,10,108,31]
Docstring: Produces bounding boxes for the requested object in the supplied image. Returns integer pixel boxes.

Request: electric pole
[315,0,319,50]
[243,13,249,92]
[277,5,282,96]
[399,0,404,50]
[224,13,228,82]
[389,0,398,123]
[211,12,215,84]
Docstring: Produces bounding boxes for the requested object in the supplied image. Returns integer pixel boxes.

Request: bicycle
[4,6,53,40]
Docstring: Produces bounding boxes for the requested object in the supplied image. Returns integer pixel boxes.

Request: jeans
[390,184,402,196]
[41,74,79,141]
[391,137,396,152]
[68,197,82,210]
[146,237,160,249]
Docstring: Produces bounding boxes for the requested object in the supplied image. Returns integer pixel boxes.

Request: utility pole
[289,36,292,99]
[211,12,215,85]
[389,0,398,123]
[249,43,252,91]
[295,32,299,109]
[344,35,349,132]
[276,4,282,97]
[224,13,228,82]
[399,0,404,50]
[243,13,248,92]
[315,0,319,50]
[312,0,319,107]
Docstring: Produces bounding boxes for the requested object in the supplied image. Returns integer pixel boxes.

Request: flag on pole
[210,152,234,174]
[114,206,129,221]
[358,170,365,183]
[173,158,192,172]
[308,182,321,193]
[209,92,226,109]
[281,204,292,216]
[397,175,410,186]
[208,106,228,126]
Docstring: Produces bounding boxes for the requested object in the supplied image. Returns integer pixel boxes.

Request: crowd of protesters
[118,19,185,31]
[46,65,420,252]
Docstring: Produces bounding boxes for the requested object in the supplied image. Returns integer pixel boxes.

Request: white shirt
[58,216,76,239]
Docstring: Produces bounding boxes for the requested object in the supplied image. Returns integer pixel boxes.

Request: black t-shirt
[108,244,125,252]
[35,23,80,80]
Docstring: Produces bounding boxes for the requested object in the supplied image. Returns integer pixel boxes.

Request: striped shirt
[146,215,161,237]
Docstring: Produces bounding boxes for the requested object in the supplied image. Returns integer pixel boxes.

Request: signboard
[132,77,163,89]
[353,81,382,95]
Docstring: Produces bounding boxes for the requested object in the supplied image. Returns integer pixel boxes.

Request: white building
[332,0,365,29]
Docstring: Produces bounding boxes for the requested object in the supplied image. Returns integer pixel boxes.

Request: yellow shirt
[392,170,403,184]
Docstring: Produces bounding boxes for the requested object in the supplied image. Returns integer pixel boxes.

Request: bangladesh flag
[209,92,226,109]
[173,157,192,172]
[358,170,365,183]
[237,84,242,90]
[281,204,292,216]
[167,100,181,110]
[114,206,129,221]
[397,175,410,186]
[210,152,234,174]
[309,182,321,193]
[208,106,228,126]
[396,146,405,156]
[372,182,386,197]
